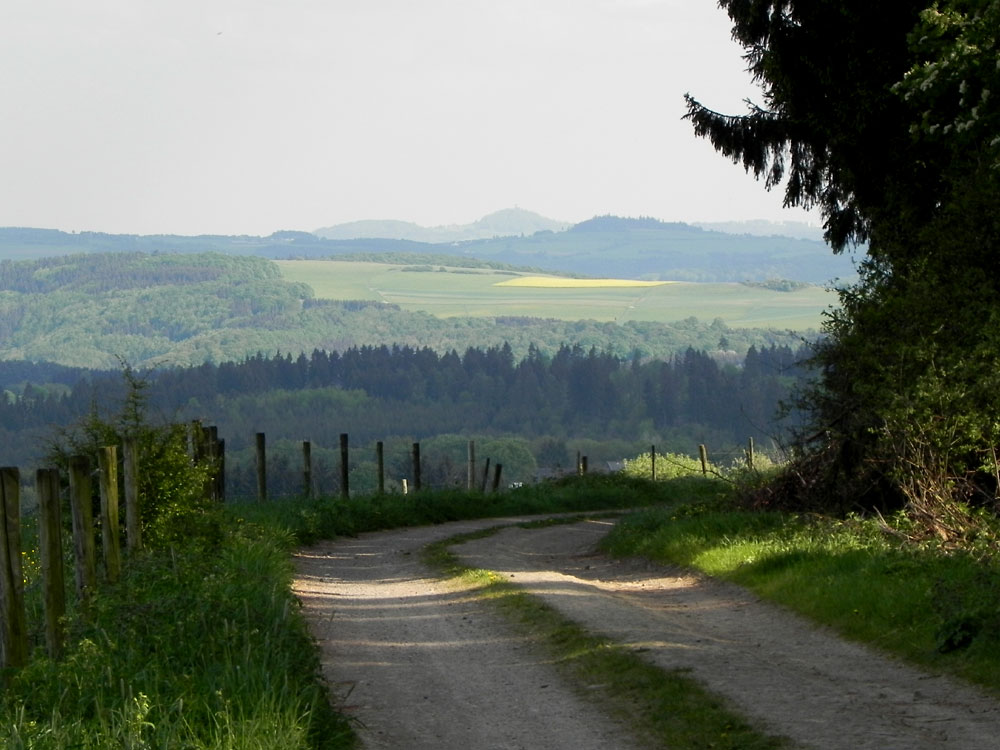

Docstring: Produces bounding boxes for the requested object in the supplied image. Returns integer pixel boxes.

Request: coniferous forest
[1,341,807,494]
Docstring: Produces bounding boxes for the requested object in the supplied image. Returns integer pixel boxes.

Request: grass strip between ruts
[422,518,793,750]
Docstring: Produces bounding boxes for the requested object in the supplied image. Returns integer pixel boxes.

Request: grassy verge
[602,497,1000,694]
[1,521,352,749]
[421,522,792,750]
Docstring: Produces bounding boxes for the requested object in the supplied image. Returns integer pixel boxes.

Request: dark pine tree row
[0,341,808,475]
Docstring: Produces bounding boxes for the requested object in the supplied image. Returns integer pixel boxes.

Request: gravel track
[293,516,1000,749]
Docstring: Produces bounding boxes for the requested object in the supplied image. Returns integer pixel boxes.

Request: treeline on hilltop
[2,342,809,493]
[0,251,809,369]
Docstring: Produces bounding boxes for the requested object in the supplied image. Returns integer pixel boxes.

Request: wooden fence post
[202,426,218,501]
[412,442,422,493]
[651,445,657,481]
[480,457,491,493]
[189,420,203,461]
[467,440,476,491]
[256,432,267,502]
[699,444,709,476]
[68,456,97,605]
[302,441,312,499]
[746,437,755,471]
[0,467,28,669]
[491,463,503,492]
[97,447,122,584]
[581,456,588,475]
[376,441,385,495]
[216,437,226,503]
[340,434,350,499]
[576,451,582,476]
[123,439,142,553]
[36,468,65,658]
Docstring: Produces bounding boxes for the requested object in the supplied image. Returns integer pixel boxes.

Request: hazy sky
[1,1,820,236]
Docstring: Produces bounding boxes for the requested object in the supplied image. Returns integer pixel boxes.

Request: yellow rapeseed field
[495,277,671,288]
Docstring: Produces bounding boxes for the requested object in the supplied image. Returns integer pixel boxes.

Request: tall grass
[1,522,351,749]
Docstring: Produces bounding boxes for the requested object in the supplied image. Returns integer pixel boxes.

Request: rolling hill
[0,253,816,370]
[0,212,858,283]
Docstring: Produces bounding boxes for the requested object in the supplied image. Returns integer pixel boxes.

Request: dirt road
[293,516,1000,749]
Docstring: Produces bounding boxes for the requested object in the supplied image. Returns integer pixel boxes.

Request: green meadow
[276,260,835,330]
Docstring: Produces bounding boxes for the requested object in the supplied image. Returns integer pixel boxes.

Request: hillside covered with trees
[2,342,806,492]
[0,252,812,369]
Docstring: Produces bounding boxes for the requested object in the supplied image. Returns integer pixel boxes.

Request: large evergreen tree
[687,1,1000,518]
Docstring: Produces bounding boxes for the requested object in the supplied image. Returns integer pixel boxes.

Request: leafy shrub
[46,365,222,550]
[622,451,709,480]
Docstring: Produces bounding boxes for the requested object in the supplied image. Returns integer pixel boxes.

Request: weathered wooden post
[202,425,218,501]
[576,450,582,476]
[581,456,588,475]
[651,445,657,481]
[746,437,755,471]
[376,441,385,495]
[123,439,142,553]
[256,432,267,502]
[412,442,422,493]
[216,437,226,502]
[480,457,491,493]
[491,463,503,492]
[68,456,97,604]
[339,434,350,499]
[302,441,312,499]
[0,467,28,669]
[189,420,203,460]
[467,440,476,491]
[36,468,65,658]
[699,444,709,476]
[97,447,121,584]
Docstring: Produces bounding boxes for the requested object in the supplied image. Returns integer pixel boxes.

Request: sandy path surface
[293,517,647,750]
[293,516,1000,749]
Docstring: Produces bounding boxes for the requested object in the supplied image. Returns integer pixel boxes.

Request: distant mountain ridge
[0,211,859,283]
[314,207,571,243]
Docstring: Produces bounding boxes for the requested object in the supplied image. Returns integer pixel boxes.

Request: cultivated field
[276,260,835,330]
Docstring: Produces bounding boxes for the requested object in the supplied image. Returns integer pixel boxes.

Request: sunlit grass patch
[494,276,671,288]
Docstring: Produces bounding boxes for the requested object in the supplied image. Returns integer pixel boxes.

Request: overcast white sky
[0,1,820,236]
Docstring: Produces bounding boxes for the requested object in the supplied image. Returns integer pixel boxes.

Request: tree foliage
[689,1,1000,524]
[0,252,808,369]
[2,344,808,492]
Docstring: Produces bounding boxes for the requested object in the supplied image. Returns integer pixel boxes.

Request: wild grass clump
[0,521,352,749]
[603,504,1000,694]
